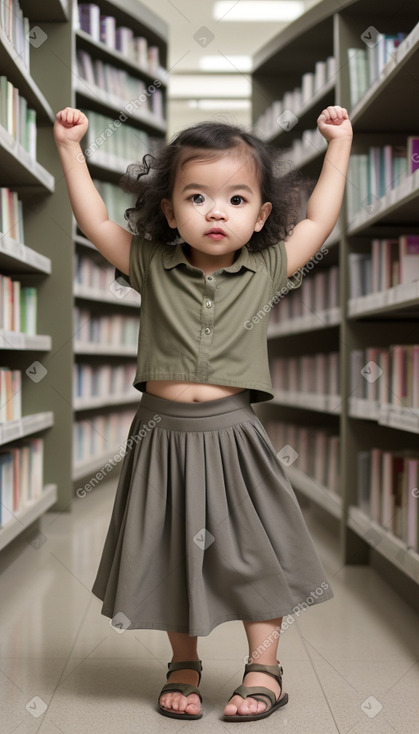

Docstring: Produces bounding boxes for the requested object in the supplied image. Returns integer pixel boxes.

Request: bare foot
[224,670,282,717]
[159,665,201,717]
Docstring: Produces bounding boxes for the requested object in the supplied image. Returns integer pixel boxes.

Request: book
[399,235,419,284]
[79,3,100,41]
[407,136,419,174]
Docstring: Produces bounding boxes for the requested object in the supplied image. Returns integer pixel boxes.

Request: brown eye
[191,194,205,204]
[230,195,244,206]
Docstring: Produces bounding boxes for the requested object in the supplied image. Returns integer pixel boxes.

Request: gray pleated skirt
[92,390,334,636]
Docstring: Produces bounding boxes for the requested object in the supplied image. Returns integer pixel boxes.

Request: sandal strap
[244,661,284,685]
[166,660,203,685]
[229,684,276,709]
[160,682,203,702]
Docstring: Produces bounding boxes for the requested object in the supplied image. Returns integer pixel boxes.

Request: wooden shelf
[287,466,342,519]
[350,23,419,130]
[76,29,167,87]
[349,398,419,434]
[0,234,51,274]
[0,332,51,351]
[268,307,340,339]
[0,27,54,124]
[0,126,55,191]
[74,341,137,356]
[74,392,141,411]
[264,79,335,146]
[19,0,69,22]
[74,79,166,135]
[74,282,141,308]
[348,283,419,319]
[73,444,126,481]
[348,506,419,584]
[271,389,341,415]
[0,412,54,446]
[0,484,58,551]
[347,171,419,236]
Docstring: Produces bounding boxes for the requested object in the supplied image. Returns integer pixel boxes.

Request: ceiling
[137,0,319,136]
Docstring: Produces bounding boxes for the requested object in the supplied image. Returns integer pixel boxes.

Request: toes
[160,692,201,714]
[224,695,267,717]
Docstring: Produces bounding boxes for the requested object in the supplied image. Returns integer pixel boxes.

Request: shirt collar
[162,241,259,273]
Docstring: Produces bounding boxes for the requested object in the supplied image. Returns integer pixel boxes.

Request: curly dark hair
[120,120,306,252]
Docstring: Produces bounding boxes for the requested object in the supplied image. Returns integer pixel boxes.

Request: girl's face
[161,150,272,264]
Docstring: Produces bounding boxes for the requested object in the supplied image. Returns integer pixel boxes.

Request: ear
[161,198,177,227]
[254,201,272,232]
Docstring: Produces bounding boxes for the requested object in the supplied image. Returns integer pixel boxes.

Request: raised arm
[284,105,353,277]
[54,107,131,275]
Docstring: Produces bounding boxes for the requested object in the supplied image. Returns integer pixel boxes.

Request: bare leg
[224,618,283,717]
[159,631,202,716]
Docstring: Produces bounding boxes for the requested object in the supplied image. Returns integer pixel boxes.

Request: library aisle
[0,474,418,734]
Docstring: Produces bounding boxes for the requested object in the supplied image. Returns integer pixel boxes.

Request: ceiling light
[187,100,251,110]
[199,55,252,72]
[213,1,305,22]
[169,74,251,98]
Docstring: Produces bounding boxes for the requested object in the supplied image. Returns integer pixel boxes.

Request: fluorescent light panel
[169,74,251,98]
[187,99,251,110]
[199,55,252,72]
[213,1,305,21]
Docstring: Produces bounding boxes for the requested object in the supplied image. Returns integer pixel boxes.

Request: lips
[205,228,226,239]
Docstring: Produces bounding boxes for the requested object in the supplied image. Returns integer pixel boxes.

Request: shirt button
[204,327,211,335]
[207,276,213,280]
[205,300,212,308]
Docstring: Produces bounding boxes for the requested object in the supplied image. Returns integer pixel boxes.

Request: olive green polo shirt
[116,236,302,403]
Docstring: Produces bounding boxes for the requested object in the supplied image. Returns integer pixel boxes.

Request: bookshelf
[0,0,70,550]
[252,0,419,605]
[72,0,167,484]
[0,0,168,552]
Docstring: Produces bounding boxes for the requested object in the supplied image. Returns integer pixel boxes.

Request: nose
[205,198,226,220]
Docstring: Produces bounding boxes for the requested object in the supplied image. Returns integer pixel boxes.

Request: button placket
[196,276,216,378]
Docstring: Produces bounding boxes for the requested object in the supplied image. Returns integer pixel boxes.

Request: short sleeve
[114,234,154,294]
[261,241,303,295]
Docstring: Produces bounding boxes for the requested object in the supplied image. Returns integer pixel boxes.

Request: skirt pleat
[91,390,334,636]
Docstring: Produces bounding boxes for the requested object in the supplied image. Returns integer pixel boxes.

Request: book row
[73,362,137,400]
[75,251,119,292]
[280,126,325,163]
[81,109,149,165]
[270,266,339,324]
[0,274,37,334]
[348,30,409,108]
[0,438,44,528]
[264,419,340,496]
[0,187,24,242]
[77,3,162,75]
[346,139,418,222]
[357,448,419,552]
[351,346,419,409]
[93,179,133,228]
[254,55,336,141]
[271,353,340,396]
[74,307,139,346]
[76,50,164,120]
[349,235,419,299]
[0,75,36,157]
[74,408,136,463]
[0,0,30,71]
[0,367,20,423]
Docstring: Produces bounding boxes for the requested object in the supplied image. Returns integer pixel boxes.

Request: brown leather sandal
[223,660,288,722]
[158,660,203,720]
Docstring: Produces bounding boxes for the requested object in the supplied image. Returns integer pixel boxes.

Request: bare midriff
[145,380,246,403]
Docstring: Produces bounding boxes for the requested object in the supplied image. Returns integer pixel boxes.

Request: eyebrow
[181,183,254,193]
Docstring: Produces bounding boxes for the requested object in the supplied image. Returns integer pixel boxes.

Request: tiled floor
[1,475,418,733]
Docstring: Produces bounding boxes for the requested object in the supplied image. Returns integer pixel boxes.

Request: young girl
[54,105,352,722]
